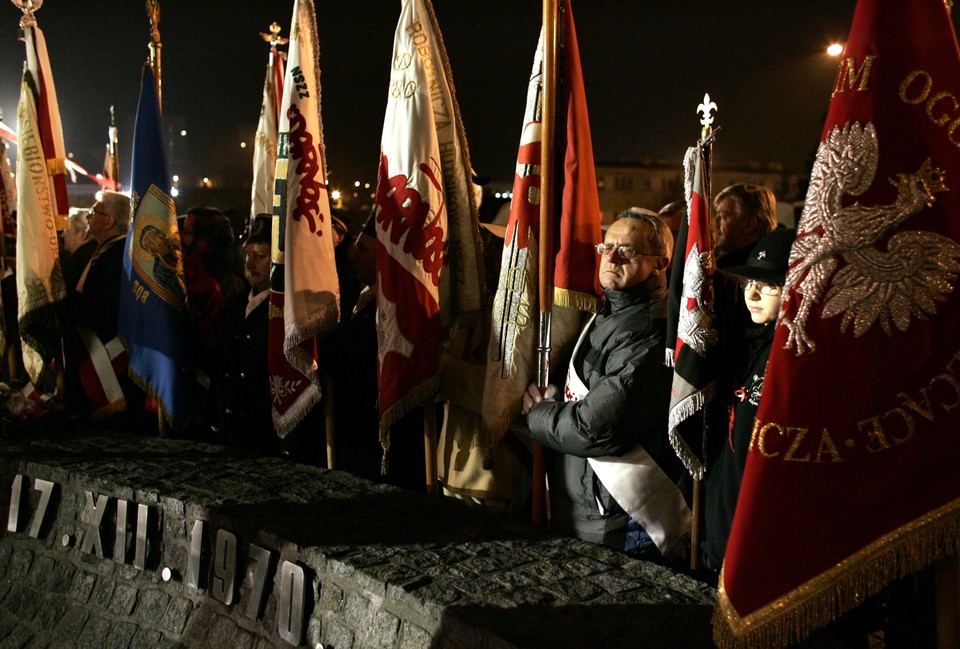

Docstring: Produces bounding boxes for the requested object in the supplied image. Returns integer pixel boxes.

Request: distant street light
[826,42,844,57]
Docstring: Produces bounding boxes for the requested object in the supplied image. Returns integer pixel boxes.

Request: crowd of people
[28,181,797,573]
[6,179,935,643]
[1,182,785,557]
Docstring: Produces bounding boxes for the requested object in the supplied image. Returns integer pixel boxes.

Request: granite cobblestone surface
[0,428,717,648]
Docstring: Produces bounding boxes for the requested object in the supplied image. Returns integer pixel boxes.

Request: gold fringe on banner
[553,286,598,314]
[713,495,960,649]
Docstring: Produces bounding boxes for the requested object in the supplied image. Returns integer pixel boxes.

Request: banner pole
[423,404,438,496]
[322,370,336,470]
[532,0,559,528]
[689,96,717,572]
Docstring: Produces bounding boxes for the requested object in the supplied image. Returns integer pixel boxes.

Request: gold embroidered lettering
[833,55,877,96]
[859,416,891,453]
[946,349,960,376]
[755,422,782,458]
[814,428,844,463]
[930,373,960,413]
[783,427,811,462]
[882,407,915,445]
[900,69,932,104]
[926,91,959,126]
[896,389,936,422]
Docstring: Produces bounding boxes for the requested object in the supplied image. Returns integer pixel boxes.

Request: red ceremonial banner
[715,1,960,647]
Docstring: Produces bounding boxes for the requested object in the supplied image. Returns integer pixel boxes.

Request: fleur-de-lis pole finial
[260,22,288,48]
[697,93,718,141]
[11,0,43,29]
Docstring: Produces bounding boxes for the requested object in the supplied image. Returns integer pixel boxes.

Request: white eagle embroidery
[782,121,960,354]
[678,242,716,356]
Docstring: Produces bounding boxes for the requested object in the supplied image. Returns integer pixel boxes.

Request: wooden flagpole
[322,370,337,470]
[532,0,559,528]
[423,405,438,496]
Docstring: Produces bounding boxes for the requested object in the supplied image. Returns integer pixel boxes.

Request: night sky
[0,1,938,213]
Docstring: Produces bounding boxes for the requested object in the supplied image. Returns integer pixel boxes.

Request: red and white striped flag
[373,0,484,467]
[268,0,339,436]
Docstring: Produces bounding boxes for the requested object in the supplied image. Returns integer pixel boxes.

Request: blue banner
[118,66,189,428]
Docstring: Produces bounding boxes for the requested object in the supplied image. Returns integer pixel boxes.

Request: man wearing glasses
[65,191,132,421]
[521,209,691,563]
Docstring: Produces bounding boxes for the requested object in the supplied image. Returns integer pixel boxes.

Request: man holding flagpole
[522,209,691,561]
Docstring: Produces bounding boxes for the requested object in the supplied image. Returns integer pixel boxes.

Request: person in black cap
[213,214,277,454]
[702,228,796,573]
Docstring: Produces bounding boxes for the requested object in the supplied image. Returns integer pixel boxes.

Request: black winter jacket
[526,276,682,549]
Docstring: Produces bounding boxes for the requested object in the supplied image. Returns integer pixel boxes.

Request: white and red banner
[666,146,717,479]
[251,44,284,223]
[15,71,65,385]
[23,23,69,230]
[716,0,960,646]
[482,0,602,457]
[269,0,339,436]
[373,0,483,465]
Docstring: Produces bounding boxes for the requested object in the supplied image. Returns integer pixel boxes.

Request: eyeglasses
[595,243,659,260]
[740,279,782,296]
[89,210,112,218]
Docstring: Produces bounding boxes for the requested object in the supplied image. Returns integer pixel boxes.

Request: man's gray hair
[67,208,89,234]
[98,190,131,234]
[714,183,778,236]
[616,207,674,262]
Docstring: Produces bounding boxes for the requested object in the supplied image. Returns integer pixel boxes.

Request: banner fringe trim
[378,376,440,475]
[667,381,716,479]
[713,495,960,649]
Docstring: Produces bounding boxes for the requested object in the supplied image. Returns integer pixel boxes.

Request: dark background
[0,1,924,216]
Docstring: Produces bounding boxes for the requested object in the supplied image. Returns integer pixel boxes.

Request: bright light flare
[826,42,844,57]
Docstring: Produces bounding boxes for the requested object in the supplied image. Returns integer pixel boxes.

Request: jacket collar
[600,274,667,315]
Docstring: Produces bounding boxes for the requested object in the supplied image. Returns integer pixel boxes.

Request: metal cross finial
[260,22,288,47]
[11,0,43,29]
